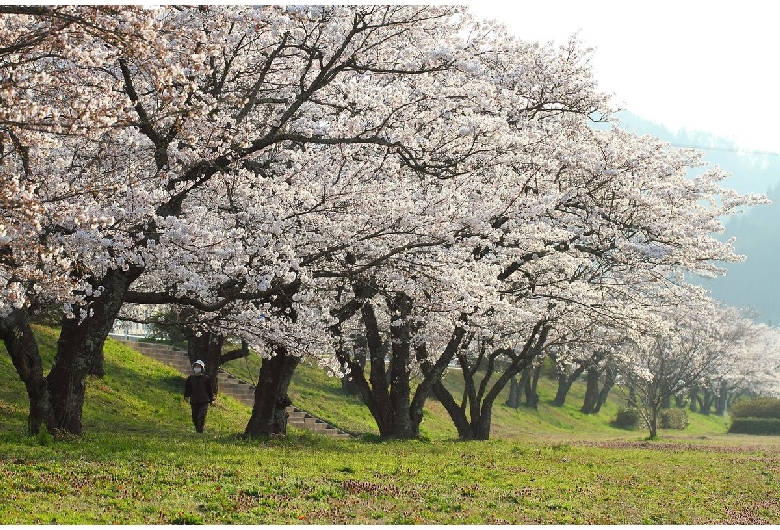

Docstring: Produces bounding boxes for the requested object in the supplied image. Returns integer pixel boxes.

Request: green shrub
[659,408,688,430]
[612,407,640,430]
[728,417,780,435]
[730,397,780,419]
[36,427,53,446]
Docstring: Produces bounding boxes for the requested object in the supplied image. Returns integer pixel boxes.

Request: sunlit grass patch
[3,328,780,523]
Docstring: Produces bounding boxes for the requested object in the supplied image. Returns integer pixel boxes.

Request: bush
[659,408,688,430]
[612,407,640,430]
[728,418,780,435]
[730,397,780,419]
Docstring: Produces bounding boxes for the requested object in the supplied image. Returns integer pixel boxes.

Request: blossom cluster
[0,6,769,386]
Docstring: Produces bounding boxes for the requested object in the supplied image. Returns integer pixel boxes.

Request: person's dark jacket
[184,374,214,405]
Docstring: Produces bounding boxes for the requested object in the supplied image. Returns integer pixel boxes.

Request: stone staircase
[112,338,352,439]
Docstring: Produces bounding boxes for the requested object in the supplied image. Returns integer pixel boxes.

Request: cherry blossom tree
[689,313,780,415]
[427,111,766,439]
[0,5,166,434]
[1,5,769,444]
[0,5,493,435]
[614,289,744,438]
[311,30,621,439]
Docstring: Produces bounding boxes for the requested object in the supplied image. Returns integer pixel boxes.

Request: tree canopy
[0,5,772,439]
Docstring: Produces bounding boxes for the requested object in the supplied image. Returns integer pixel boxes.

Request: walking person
[184,360,214,433]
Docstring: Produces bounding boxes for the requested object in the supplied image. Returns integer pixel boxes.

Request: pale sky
[468,1,780,155]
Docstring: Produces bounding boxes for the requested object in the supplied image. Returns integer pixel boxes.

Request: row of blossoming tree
[1,6,775,440]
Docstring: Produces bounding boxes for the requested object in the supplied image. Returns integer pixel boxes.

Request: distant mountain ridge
[614,111,780,195]
[613,111,780,325]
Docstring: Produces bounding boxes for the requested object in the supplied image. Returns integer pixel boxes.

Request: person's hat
[193,360,205,368]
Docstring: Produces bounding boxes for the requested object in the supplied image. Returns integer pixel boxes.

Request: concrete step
[218,381,254,390]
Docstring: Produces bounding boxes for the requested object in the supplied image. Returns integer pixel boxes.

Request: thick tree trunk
[360,299,395,437]
[473,402,493,441]
[88,339,106,378]
[688,387,699,412]
[0,308,56,435]
[553,364,586,407]
[580,367,600,414]
[244,347,299,438]
[384,292,415,439]
[432,380,472,439]
[46,268,139,434]
[342,293,422,439]
[47,315,113,434]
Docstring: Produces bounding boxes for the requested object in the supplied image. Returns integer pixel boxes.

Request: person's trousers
[190,402,209,433]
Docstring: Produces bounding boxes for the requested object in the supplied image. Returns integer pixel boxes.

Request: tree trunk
[660,384,672,409]
[47,316,109,434]
[649,407,659,439]
[432,380,472,439]
[435,322,550,441]
[0,308,56,435]
[331,285,468,440]
[360,299,395,437]
[700,388,714,415]
[385,292,415,439]
[580,367,600,414]
[715,380,728,416]
[43,266,143,435]
[505,375,521,408]
[243,347,299,437]
[473,401,493,440]
[522,364,540,409]
[88,339,106,378]
[592,366,616,414]
[340,292,427,440]
[46,269,139,435]
[688,387,699,412]
[553,364,586,407]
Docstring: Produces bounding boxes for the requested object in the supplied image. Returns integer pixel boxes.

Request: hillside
[1,327,729,441]
[3,329,771,526]
[700,183,780,326]
[613,111,780,325]
[0,327,252,439]
[283,361,729,441]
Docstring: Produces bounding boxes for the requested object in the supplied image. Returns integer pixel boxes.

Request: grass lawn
[2,328,780,524]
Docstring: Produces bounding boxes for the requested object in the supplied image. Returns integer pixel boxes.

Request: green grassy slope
[0,326,251,438]
[222,351,730,441]
[283,361,730,440]
[1,327,729,441]
[4,327,780,525]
